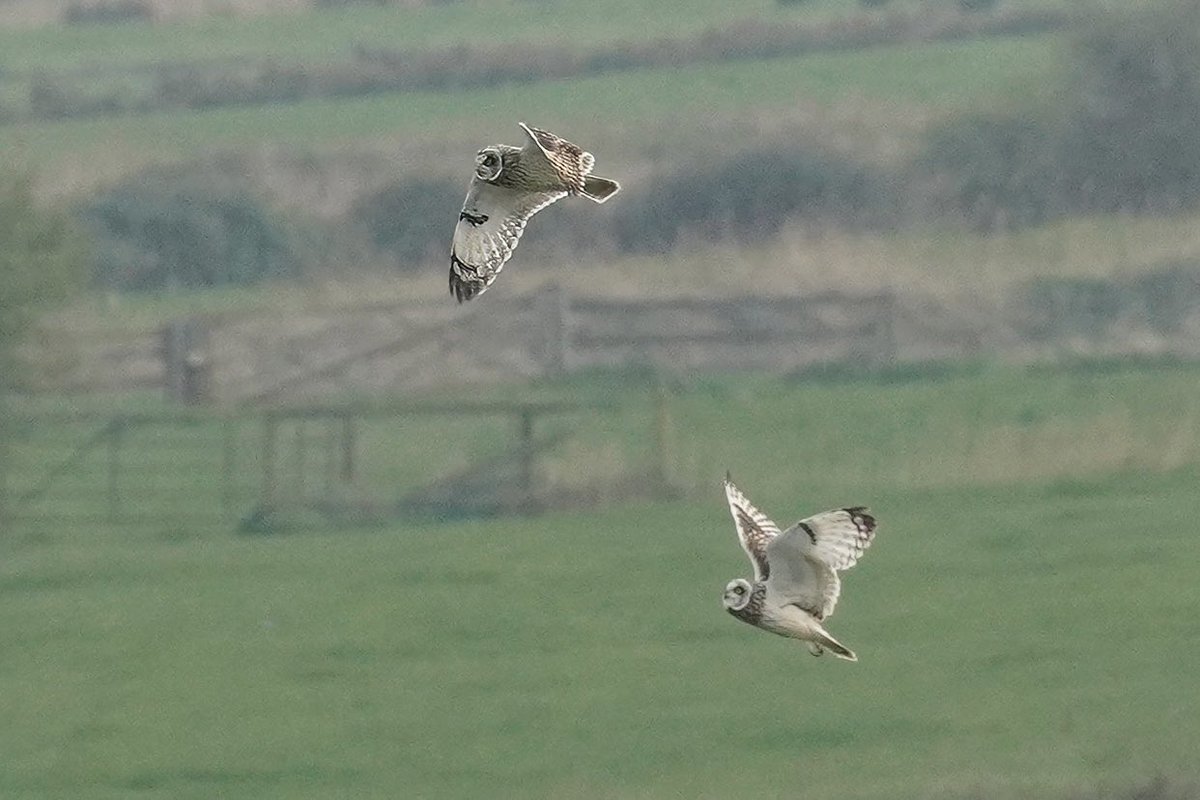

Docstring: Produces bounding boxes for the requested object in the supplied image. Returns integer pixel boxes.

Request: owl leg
[811,629,857,661]
[808,642,824,657]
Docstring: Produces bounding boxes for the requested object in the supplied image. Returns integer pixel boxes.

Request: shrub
[350,178,463,269]
[613,146,894,253]
[81,170,300,292]
[1056,0,1200,213]
[957,0,999,12]
[1,175,87,520]
[917,113,1061,230]
[1011,262,1200,340]
[0,175,87,390]
[28,73,148,120]
[917,0,1200,230]
[1012,277,1124,341]
[62,0,154,25]
[1130,262,1200,334]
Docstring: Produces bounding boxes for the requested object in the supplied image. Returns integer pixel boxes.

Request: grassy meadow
[4,1,1200,796]
[0,0,1068,73]
[4,364,1200,798]
[0,0,828,71]
[1,33,1061,176]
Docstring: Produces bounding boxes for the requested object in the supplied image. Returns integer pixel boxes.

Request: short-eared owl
[449,122,620,303]
[722,475,878,661]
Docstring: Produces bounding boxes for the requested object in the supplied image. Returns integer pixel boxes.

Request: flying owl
[721,475,878,661]
[449,122,620,303]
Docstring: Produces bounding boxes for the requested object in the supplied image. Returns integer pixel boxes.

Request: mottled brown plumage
[519,123,590,195]
[449,123,620,303]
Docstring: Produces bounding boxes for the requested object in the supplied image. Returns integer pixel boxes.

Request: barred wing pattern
[450,179,566,302]
[723,477,781,583]
[519,123,591,193]
[792,507,877,572]
[766,507,878,619]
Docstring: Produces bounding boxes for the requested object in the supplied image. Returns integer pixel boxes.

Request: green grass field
[0,0,802,71]
[1,33,1060,174]
[3,364,1199,798]
[1,3,1194,789]
[0,0,1067,73]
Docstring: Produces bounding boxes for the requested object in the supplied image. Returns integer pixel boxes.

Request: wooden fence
[20,280,1200,404]
[14,289,930,404]
[2,396,640,529]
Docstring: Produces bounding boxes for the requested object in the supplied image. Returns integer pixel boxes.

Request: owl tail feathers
[810,630,857,662]
[580,175,620,203]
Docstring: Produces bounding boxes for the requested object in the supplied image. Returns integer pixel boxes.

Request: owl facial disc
[475,148,504,181]
[723,579,752,611]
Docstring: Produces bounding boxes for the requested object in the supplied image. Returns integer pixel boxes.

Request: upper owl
[449,123,620,303]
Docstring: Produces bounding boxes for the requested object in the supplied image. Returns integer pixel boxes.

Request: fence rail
[1,397,641,529]
[19,278,1200,404]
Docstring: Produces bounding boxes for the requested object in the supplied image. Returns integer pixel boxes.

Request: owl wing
[723,476,780,583]
[765,507,877,619]
[449,177,566,303]
[519,122,590,192]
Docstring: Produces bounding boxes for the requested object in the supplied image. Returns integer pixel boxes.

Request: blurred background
[2,0,1199,797]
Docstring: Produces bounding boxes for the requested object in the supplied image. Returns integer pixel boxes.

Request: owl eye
[475,150,504,181]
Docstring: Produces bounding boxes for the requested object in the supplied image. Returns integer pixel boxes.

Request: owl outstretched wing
[449,178,566,303]
[519,122,590,193]
[723,475,780,583]
[765,507,877,619]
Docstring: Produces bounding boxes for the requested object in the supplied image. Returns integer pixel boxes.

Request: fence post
[221,415,237,522]
[162,318,212,405]
[323,417,337,496]
[873,290,899,369]
[261,412,279,511]
[107,416,125,522]
[651,377,674,497]
[293,420,308,499]
[340,413,356,483]
[517,408,536,508]
[0,413,9,528]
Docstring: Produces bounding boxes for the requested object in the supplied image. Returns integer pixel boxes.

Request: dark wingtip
[449,253,483,303]
[449,272,468,303]
[450,277,478,303]
[845,506,877,534]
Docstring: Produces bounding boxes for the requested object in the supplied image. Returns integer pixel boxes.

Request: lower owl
[721,475,878,661]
